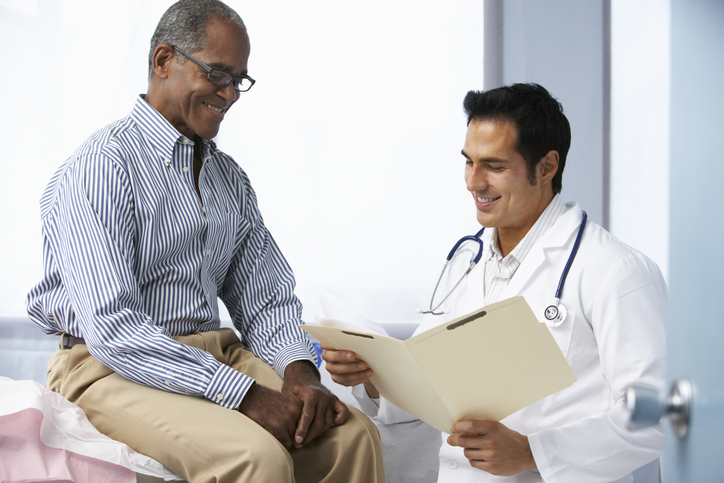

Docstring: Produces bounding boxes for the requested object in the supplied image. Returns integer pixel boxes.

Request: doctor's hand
[321,344,379,398]
[447,420,536,477]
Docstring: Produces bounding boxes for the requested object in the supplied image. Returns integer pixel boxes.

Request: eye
[207,69,231,85]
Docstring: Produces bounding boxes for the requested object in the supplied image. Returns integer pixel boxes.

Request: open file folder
[302,296,576,433]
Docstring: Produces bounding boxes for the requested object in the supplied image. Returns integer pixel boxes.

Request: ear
[151,43,176,80]
[538,150,559,185]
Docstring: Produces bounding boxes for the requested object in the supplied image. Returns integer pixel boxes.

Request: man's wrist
[284,359,320,382]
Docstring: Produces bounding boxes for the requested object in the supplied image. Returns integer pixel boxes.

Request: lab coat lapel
[501,203,584,300]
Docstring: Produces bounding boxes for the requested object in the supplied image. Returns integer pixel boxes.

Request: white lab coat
[353,202,667,483]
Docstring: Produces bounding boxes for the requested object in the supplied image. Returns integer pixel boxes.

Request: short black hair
[463,83,570,194]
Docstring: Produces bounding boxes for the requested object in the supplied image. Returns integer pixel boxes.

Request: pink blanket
[0,407,135,483]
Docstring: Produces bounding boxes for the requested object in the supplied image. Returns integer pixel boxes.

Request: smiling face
[463,119,558,256]
[146,17,250,140]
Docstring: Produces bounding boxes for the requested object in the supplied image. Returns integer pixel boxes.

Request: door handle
[624,377,692,439]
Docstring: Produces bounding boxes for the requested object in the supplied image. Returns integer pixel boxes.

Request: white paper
[314,289,389,336]
[0,377,182,481]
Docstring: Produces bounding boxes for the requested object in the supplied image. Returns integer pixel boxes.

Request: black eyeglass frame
[171,45,255,92]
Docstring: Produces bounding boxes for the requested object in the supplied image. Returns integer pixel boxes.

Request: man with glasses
[26,1,384,481]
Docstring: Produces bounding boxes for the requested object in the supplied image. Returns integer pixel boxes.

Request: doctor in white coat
[323,83,667,483]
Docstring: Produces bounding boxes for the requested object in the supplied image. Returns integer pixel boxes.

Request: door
[665,0,724,480]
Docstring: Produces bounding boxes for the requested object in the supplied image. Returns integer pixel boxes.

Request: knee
[342,406,383,453]
[196,430,295,483]
[237,434,295,482]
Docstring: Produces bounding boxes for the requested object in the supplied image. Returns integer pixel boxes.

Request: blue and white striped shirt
[26,96,316,410]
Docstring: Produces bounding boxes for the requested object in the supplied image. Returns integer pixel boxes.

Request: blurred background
[0,0,669,381]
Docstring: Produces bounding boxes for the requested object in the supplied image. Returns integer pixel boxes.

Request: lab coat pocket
[530,301,575,358]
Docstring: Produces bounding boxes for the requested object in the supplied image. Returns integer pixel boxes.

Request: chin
[476,213,497,228]
[198,130,220,141]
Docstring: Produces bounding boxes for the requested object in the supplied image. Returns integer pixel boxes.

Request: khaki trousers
[47,329,384,483]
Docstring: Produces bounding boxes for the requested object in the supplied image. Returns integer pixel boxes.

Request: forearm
[86,323,255,409]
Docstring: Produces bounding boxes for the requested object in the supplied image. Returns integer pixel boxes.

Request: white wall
[483,0,671,281]
[497,0,608,228]
[610,0,670,280]
[0,1,483,323]
[0,0,672,327]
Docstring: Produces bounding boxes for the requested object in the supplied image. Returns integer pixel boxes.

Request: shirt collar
[130,95,218,164]
[489,194,565,266]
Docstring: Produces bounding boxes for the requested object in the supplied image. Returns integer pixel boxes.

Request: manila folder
[301,296,577,433]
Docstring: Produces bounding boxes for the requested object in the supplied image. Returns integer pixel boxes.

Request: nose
[465,163,488,192]
[217,82,239,103]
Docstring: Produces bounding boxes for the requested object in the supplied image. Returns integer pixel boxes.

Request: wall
[483,0,670,279]
[0,0,483,326]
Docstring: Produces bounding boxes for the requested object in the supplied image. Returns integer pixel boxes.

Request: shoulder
[63,115,140,174]
[40,117,137,217]
[559,203,655,266]
[576,218,666,298]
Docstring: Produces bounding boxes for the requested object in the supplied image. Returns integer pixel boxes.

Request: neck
[497,192,555,258]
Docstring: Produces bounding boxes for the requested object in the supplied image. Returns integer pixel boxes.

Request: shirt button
[183,166,189,173]
[216,392,224,401]
[447,460,458,470]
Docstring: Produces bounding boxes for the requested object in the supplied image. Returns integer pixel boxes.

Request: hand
[447,420,536,477]
[237,382,303,448]
[282,360,348,448]
[321,344,379,398]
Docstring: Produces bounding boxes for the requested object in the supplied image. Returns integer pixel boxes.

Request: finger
[333,398,349,425]
[294,397,316,447]
[324,359,368,375]
[324,398,337,430]
[447,433,485,449]
[301,398,331,446]
[327,368,373,387]
[276,425,294,448]
[322,348,357,363]
[463,447,489,461]
[451,419,492,435]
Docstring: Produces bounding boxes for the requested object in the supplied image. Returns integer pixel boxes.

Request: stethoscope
[419,211,588,328]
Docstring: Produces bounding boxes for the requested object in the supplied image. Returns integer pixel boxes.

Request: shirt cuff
[204,363,254,410]
[527,432,553,480]
[352,384,381,418]
[272,341,317,379]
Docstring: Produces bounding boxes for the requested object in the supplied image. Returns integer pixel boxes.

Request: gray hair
[148,0,246,81]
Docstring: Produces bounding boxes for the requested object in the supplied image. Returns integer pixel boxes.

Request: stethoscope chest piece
[544,303,567,328]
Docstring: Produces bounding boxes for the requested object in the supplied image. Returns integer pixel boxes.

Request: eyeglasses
[171,45,255,92]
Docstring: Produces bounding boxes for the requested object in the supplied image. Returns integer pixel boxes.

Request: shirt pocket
[529,300,575,358]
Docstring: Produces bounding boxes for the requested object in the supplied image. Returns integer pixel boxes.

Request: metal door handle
[624,377,692,439]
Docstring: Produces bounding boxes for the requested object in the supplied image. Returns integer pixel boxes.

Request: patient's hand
[321,344,379,398]
[237,383,303,448]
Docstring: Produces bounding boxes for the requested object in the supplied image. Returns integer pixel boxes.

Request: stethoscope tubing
[422,211,588,326]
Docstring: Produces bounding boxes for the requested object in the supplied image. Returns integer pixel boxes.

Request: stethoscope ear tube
[422,211,587,328]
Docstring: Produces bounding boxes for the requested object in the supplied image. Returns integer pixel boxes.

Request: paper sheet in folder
[302,296,576,434]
